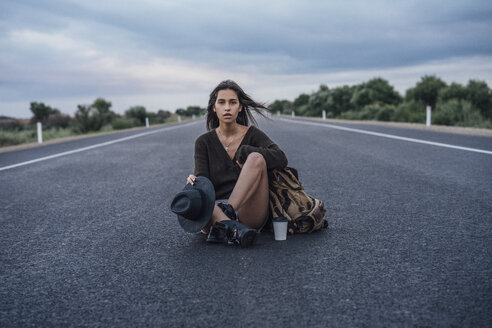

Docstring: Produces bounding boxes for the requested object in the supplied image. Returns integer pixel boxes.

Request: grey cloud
[4,0,491,73]
[1,0,492,116]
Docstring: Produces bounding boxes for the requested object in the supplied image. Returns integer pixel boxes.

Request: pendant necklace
[217,128,236,152]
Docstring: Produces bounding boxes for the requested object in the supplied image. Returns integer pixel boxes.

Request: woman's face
[214,89,241,124]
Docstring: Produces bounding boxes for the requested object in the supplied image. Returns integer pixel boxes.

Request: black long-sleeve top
[194,125,288,200]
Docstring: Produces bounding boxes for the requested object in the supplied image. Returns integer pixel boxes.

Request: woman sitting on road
[186,80,288,247]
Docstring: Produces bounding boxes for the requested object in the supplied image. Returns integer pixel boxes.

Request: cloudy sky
[1,0,492,118]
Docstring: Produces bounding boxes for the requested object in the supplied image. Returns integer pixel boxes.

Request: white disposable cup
[273,218,288,241]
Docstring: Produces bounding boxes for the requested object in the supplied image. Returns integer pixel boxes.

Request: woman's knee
[244,152,266,169]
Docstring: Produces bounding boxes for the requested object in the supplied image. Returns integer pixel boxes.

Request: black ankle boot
[217,202,237,221]
[206,226,228,243]
[215,220,257,248]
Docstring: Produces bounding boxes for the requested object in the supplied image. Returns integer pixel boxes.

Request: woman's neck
[218,122,238,137]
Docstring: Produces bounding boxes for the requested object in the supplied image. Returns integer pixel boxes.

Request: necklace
[217,128,236,152]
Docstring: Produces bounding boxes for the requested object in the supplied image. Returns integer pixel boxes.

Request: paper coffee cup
[273,217,288,241]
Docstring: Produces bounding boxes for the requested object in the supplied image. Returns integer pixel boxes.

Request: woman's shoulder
[195,129,216,144]
[247,125,268,138]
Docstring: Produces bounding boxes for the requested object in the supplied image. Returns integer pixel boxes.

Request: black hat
[171,176,215,233]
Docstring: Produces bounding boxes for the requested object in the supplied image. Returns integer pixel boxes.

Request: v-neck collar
[214,125,253,162]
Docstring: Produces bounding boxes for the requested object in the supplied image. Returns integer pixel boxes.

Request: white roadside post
[322,110,326,120]
[145,117,149,128]
[291,111,295,118]
[192,114,196,120]
[178,115,182,123]
[37,122,43,144]
[426,105,432,126]
[277,111,280,116]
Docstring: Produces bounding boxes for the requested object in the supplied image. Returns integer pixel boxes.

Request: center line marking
[0,121,201,172]
[280,118,492,155]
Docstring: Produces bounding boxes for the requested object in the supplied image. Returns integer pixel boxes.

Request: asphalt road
[1,117,491,327]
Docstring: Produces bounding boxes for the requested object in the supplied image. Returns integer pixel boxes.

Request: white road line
[0,121,201,172]
[280,118,492,155]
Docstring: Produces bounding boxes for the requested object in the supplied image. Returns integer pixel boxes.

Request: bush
[73,98,115,133]
[392,101,426,123]
[340,110,361,120]
[42,127,76,141]
[45,113,73,129]
[0,120,25,131]
[125,106,147,125]
[74,104,104,133]
[376,105,396,121]
[112,119,136,130]
[433,99,489,127]
[157,109,171,120]
[0,129,36,146]
[358,104,381,120]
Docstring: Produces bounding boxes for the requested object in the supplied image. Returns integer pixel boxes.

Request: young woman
[186,80,288,247]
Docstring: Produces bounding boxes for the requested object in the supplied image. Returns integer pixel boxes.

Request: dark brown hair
[206,80,269,131]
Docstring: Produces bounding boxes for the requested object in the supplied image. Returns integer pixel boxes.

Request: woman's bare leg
[227,152,270,229]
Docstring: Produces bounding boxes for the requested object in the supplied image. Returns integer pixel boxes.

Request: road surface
[1,117,491,327]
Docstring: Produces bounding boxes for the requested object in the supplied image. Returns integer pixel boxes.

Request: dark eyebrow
[217,97,238,101]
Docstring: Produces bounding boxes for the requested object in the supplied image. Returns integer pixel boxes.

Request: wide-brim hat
[170,176,215,233]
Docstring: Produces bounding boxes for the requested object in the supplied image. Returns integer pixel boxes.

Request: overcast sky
[1,0,492,118]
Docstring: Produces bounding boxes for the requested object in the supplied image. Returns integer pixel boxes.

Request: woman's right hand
[187,174,196,185]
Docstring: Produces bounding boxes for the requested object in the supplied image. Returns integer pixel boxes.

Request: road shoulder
[279,116,492,137]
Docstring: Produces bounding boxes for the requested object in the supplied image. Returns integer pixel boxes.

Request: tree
[156,109,171,120]
[92,98,114,125]
[350,78,402,110]
[303,84,330,116]
[175,108,187,116]
[392,100,426,123]
[433,99,484,127]
[364,78,402,105]
[466,80,492,119]
[350,87,372,110]
[73,98,114,132]
[326,85,355,117]
[185,106,204,116]
[125,106,147,125]
[293,93,309,109]
[269,99,292,114]
[405,75,447,109]
[438,82,467,103]
[75,105,103,132]
[30,102,60,123]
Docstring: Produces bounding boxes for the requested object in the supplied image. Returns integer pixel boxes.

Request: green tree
[293,93,309,113]
[433,99,485,127]
[364,78,402,105]
[156,109,171,120]
[438,82,467,103]
[393,100,426,123]
[74,98,114,132]
[185,106,204,116]
[125,106,147,125]
[30,102,60,123]
[175,108,187,116]
[75,104,103,132]
[305,85,330,117]
[269,99,292,114]
[466,80,492,119]
[351,78,402,110]
[350,87,372,110]
[406,75,447,109]
[326,85,355,117]
[92,98,114,125]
